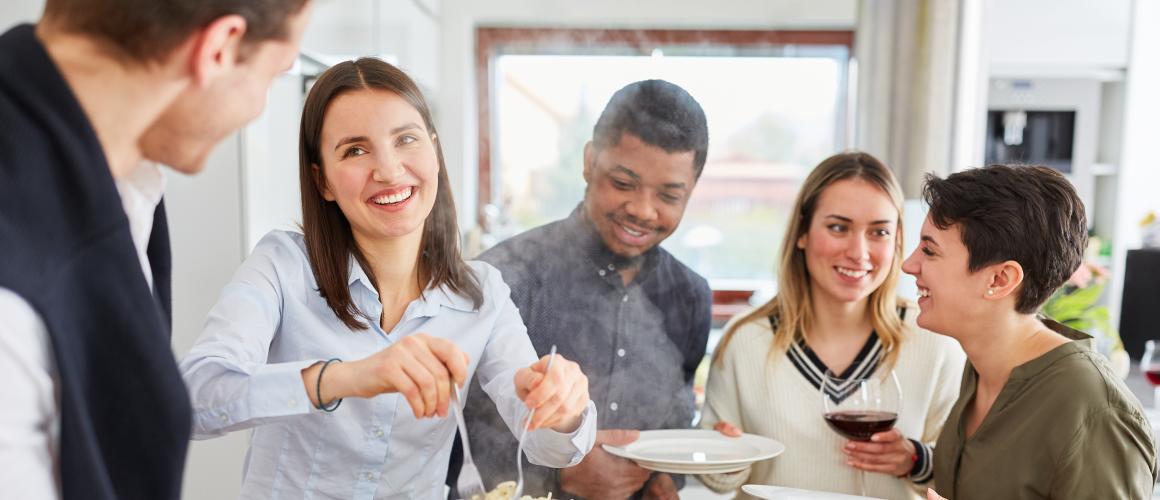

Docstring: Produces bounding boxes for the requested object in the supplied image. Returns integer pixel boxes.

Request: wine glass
[1140,340,1160,409]
[821,368,902,496]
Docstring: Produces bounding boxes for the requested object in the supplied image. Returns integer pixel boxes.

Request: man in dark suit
[0,1,314,498]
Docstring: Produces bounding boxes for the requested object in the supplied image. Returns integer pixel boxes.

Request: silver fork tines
[512,345,557,500]
[453,385,487,500]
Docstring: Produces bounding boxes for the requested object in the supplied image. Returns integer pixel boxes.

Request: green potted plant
[1042,258,1130,378]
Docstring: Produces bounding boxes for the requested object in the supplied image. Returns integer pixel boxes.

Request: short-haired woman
[905,165,1156,499]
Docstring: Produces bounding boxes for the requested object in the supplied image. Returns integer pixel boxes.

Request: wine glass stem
[1153,386,1160,411]
[858,469,867,496]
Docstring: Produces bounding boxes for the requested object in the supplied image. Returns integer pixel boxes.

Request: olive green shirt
[933,320,1157,499]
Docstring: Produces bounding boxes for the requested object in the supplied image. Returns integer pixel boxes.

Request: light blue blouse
[179,230,596,499]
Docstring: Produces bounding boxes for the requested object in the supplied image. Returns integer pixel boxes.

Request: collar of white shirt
[345,256,476,316]
[114,162,166,290]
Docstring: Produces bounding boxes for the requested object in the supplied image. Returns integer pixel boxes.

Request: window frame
[475,27,854,210]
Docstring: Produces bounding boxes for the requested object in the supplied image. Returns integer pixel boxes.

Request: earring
[987,289,995,296]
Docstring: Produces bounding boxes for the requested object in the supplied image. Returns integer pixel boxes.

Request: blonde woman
[699,152,965,499]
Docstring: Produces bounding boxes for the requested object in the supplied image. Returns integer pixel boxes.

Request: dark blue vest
[0,24,191,500]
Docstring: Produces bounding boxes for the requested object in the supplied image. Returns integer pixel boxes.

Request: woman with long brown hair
[699,152,964,499]
[179,58,595,499]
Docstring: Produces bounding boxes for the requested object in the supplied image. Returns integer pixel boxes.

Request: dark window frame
[475,27,854,210]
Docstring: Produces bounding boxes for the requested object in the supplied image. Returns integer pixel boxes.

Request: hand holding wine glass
[821,368,902,496]
[842,427,917,476]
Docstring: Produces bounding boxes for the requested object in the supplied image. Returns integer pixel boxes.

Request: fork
[512,345,557,500]
[453,384,487,500]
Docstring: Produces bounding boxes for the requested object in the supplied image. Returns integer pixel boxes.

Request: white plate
[741,485,885,500]
[625,460,751,475]
[602,429,785,474]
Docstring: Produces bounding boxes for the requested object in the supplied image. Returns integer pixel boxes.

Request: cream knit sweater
[698,305,965,500]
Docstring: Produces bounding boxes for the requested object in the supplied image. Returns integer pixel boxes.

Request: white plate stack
[601,429,785,475]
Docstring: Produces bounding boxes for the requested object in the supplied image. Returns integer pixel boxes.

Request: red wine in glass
[1143,341,1160,392]
[1146,370,1160,386]
[821,369,902,496]
[824,410,898,441]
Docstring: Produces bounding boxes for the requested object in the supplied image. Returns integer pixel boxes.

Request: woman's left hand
[842,428,916,477]
[514,353,589,432]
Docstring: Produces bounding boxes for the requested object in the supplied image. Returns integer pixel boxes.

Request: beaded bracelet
[316,358,343,412]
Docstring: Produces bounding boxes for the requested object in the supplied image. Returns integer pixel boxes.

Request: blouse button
[610,402,619,411]
[598,269,606,277]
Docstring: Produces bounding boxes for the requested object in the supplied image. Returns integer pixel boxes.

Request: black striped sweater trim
[769,309,933,482]
[771,315,884,405]
[908,439,935,483]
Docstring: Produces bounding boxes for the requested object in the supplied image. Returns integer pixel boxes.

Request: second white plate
[741,484,886,500]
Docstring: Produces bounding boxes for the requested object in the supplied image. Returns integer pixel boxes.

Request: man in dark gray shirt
[450,79,712,499]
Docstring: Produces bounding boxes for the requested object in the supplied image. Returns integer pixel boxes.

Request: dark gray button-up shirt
[450,205,712,498]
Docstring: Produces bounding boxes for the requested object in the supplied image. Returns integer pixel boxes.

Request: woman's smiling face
[902,216,995,335]
[316,89,439,243]
[798,178,899,306]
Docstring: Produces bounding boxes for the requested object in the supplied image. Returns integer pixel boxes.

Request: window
[477,28,853,321]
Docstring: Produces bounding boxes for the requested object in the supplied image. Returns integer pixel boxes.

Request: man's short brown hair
[43,0,310,61]
[923,164,1087,314]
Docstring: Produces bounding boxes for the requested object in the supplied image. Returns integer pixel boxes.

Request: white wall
[435,0,858,230]
[240,75,306,249]
[164,138,250,500]
[0,0,40,26]
[302,0,440,90]
[1108,0,1160,332]
[987,0,1132,75]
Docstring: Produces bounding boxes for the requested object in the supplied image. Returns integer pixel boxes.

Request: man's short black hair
[592,79,709,179]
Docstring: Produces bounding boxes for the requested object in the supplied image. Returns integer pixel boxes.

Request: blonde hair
[714,152,907,369]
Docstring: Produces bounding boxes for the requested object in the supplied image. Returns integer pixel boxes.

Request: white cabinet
[987,0,1131,74]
